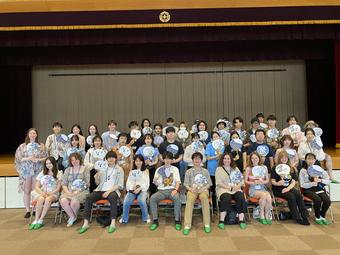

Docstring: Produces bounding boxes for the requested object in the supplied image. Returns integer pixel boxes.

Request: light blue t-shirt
[205,142,225,176]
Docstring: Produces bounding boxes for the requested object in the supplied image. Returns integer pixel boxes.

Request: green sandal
[204,226,212,233]
[321,218,331,225]
[182,228,190,235]
[34,223,44,230]
[239,222,247,229]
[217,222,225,230]
[266,219,272,225]
[28,224,36,230]
[78,226,89,234]
[150,223,159,231]
[259,218,267,225]
[107,226,116,233]
[315,218,324,225]
[175,223,182,231]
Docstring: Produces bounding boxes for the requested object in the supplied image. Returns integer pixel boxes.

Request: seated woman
[182,152,212,235]
[79,151,124,233]
[59,152,90,227]
[245,152,273,225]
[298,128,334,181]
[299,153,332,225]
[271,151,309,225]
[149,152,182,231]
[215,153,247,230]
[29,157,63,230]
[120,155,150,224]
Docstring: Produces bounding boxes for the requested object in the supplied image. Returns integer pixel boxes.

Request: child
[79,151,124,233]
[120,155,150,223]
[182,152,212,235]
[299,153,331,225]
[149,152,182,231]
[29,157,63,229]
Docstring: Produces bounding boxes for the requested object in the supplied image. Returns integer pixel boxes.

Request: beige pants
[184,190,210,228]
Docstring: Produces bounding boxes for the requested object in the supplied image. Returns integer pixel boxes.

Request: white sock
[37,219,43,224]
[32,220,38,224]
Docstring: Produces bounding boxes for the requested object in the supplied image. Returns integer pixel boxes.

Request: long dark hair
[43,157,58,179]
[88,124,99,136]
[133,154,146,171]
[71,124,83,136]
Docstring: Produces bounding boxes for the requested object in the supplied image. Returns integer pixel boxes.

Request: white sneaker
[146,218,151,224]
[66,217,77,227]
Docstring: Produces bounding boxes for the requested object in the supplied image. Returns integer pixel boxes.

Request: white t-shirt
[154,165,181,190]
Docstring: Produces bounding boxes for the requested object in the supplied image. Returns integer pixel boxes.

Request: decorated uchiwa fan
[238,130,247,141]
[93,149,106,160]
[109,133,118,140]
[86,135,94,145]
[192,173,208,189]
[40,175,57,192]
[230,170,243,184]
[119,146,131,158]
[130,130,142,140]
[256,145,269,157]
[275,164,290,175]
[142,127,153,135]
[198,131,208,141]
[177,129,189,140]
[230,138,243,151]
[252,166,267,178]
[71,179,87,192]
[267,128,279,139]
[191,141,203,152]
[307,165,324,177]
[166,144,179,156]
[218,129,230,142]
[94,160,108,172]
[56,134,69,143]
[311,136,323,150]
[142,146,155,160]
[154,135,164,146]
[249,134,256,143]
[212,139,224,152]
[313,127,323,137]
[285,148,297,160]
[288,124,301,134]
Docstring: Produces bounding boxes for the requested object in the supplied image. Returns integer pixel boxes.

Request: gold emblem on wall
[159,11,171,23]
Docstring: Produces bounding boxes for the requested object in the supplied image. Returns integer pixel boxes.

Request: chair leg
[329,206,335,223]
[29,204,35,224]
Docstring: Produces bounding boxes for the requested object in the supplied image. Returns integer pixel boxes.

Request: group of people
[15,114,335,235]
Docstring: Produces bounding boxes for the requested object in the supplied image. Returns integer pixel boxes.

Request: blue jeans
[122,191,149,222]
[179,160,188,183]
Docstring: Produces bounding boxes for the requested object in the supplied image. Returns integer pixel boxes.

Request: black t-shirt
[127,134,144,153]
[158,140,184,169]
[247,142,274,170]
[270,166,298,194]
[225,145,246,172]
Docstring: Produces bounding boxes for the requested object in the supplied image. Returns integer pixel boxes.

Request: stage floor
[2,149,340,177]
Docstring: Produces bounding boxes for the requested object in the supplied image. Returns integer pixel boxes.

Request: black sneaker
[296,218,310,226]
[24,212,31,219]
